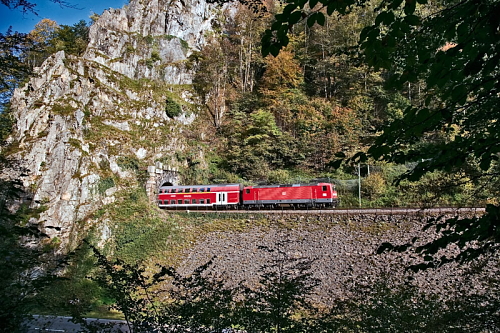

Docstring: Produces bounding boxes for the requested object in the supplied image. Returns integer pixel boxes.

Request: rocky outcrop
[85,0,230,82]
[4,0,232,249]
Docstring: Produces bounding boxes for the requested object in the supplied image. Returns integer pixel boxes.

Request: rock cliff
[4,0,232,249]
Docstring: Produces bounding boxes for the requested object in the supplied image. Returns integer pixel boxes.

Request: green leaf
[316,12,325,25]
[375,11,395,26]
[269,44,281,57]
[389,0,404,10]
[404,14,420,26]
[309,0,319,9]
[281,35,290,47]
[334,152,346,158]
[271,21,283,31]
[307,13,317,27]
[456,22,469,43]
[404,0,416,15]
[451,84,468,105]
[282,4,297,16]
[297,0,309,9]
[288,11,303,24]
[376,242,394,254]
[326,2,336,15]
[329,159,343,169]
[359,26,372,42]
[480,155,491,171]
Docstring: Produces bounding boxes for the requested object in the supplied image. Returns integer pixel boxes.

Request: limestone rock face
[4,0,231,248]
[85,0,226,83]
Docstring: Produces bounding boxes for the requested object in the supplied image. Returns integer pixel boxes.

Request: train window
[199,188,205,192]
[171,189,176,193]
[184,199,190,204]
[178,189,184,193]
[206,199,211,204]
[192,188,197,192]
[207,188,211,192]
[158,200,163,205]
[245,189,250,194]
[322,186,327,191]
[185,188,190,193]
[177,200,182,204]
[170,200,175,205]
[192,199,197,204]
[200,199,205,204]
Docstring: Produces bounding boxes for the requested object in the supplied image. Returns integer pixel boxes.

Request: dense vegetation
[184,0,499,211]
[1,0,499,331]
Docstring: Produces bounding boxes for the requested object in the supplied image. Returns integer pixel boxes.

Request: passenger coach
[158,182,338,209]
[157,184,241,209]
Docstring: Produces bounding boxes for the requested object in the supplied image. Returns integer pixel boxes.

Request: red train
[157,183,339,209]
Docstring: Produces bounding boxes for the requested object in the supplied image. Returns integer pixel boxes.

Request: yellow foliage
[28,18,59,44]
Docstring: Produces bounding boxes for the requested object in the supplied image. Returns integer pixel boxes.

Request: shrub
[165,97,182,118]
[117,156,140,171]
[97,177,115,195]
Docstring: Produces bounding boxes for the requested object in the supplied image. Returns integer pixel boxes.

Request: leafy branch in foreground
[84,238,323,332]
[0,154,66,332]
[261,0,500,265]
[378,205,500,270]
[235,241,321,332]
[85,240,236,332]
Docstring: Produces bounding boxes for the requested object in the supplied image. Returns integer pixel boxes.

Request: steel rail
[164,207,486,215]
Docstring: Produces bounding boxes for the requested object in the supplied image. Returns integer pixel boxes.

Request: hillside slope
[3,0,232,250]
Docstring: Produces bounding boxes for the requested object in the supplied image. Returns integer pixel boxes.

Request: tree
[85,241,238,333]
[236,241,320,333]
[192,37,232,130]
[259,48,303,132]
[261,0,500,266]
[228,4,268,94]
[26,18,59,68]
[85,237,324,332]
[0,29,31,109]
[0,155,64,332]
[50,20,89,56]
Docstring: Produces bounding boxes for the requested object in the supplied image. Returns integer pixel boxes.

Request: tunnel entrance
[145,163,180,201]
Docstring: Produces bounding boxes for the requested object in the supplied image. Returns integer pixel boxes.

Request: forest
[0,0,499,331]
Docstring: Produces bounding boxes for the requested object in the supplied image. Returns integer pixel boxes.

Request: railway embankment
[176,211,496,306]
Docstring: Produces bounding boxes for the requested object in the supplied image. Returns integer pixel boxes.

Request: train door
[217,192,228,206]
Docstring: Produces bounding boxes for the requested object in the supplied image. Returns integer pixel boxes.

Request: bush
[97,177,115,195]
[117,156,140,171]
[165,97,182,118]
[267,169,291,184]
[362,172,387,200]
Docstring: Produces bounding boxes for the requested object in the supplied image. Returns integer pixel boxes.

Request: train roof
[248,182,333,188]
[159,184,241,189]
[159,183,334,189]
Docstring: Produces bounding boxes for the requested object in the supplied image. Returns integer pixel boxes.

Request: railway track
[164,207,485,215]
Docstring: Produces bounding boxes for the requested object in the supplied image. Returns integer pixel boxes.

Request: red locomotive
[158,183,338,209]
